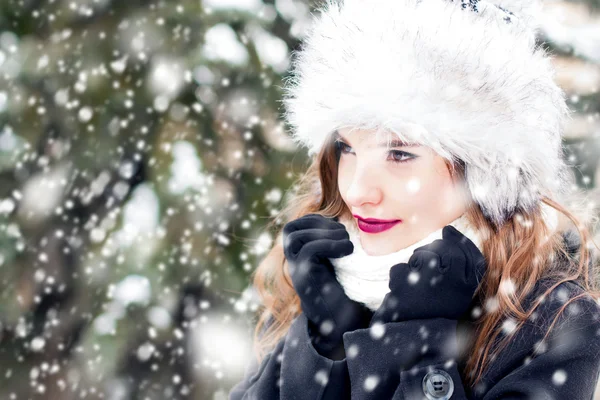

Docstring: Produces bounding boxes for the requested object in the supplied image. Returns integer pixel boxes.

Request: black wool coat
[229,231,600,399]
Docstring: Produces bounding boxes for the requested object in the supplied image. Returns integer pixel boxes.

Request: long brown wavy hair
[247,136,600,388]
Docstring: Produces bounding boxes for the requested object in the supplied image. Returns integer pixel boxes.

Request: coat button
[422,369,454,399]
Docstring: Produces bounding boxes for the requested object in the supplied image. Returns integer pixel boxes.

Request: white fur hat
[281,0,575,229]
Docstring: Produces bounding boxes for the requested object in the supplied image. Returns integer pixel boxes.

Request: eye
[388,150,416,164]
[335,140,352,154]
[335,140,417,164]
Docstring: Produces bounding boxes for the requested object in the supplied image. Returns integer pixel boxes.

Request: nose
[344,162,382,207]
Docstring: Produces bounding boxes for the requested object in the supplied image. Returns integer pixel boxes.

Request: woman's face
[336,127,471,256]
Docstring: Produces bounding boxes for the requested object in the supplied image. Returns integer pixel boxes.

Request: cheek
[336,156,450,206]
[389,166,446,206]
[414,166,464,214]
[336,160,351,194]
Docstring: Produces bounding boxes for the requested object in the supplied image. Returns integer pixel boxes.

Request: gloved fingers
[388,247,453,293]
[408,248,443,273]
[283,227,349,260]
[410,238,467,276]
[282,213,345,237]
[388,261,424,292]
[442,225,479,255]
[439,243,467,276]
[297,236,354,263]
[442,226,486,284]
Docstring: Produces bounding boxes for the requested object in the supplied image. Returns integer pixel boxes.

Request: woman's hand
[283,213,373,359]
[370,225,487,326]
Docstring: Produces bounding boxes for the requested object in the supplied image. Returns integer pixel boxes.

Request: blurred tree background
[0,0,598,399]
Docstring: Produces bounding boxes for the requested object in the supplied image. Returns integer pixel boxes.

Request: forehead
[335,128,421,148]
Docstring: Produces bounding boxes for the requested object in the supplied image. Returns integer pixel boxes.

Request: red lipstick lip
[353,214,400,224]
[353,215,402,234]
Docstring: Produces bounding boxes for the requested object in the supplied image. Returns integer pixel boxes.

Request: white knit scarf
[329,205,559,312]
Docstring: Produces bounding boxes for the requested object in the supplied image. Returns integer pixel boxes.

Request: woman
[230,0,600,399]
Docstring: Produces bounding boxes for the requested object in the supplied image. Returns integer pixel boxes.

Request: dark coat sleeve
[340,281,600,400]
[228,312,351,400]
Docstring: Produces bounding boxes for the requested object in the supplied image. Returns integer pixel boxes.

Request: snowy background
[0,0,599,399]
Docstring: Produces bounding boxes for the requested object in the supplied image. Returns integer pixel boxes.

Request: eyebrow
[333,130,421,148]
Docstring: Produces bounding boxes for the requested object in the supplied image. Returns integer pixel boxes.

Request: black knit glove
[371,225,486,326]
[283,213,373,360]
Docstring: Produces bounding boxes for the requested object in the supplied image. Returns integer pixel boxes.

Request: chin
[360,234,400,256]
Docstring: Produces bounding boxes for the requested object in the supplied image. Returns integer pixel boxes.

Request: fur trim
[491,0,544,28]
[282,0,573,228]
